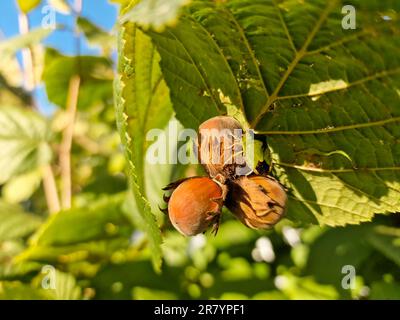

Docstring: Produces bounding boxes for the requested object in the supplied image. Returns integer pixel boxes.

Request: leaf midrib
[274,67,400,102]
[220,5,270,99]
[276,162,400,173]
[258,115,400,135]
[250,0,338,128]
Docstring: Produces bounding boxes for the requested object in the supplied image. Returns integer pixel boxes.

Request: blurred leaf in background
[0,106,52,184]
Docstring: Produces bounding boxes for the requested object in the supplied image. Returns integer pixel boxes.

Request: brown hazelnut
[197,116,250,180]
[226,175,287,229]
[162,177,227,236]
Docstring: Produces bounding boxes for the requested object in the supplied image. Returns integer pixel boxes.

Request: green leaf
[145,0,400,226]
[33,269,82,300]
[370,281,400,299]
[116,18,174,271]
[0,106,52,184]
[16,195,132,264]
[1,270,82,300]
[144,117,185,217]
[91,260,185,299]
[0,282,50,300]
[17,0,41,13]
[0,29,48,102]
[0,28,49,100]
[16,238,129,263]
[208,220,258,250]
[0,261,43,281]
[2,169,42,203]
[117,24,173,192]
[77,17,115,55]
[0,75,31,107]
[121,0,191,31]
[0,201,42,242]
[42,48,113,110]
[367,226,400,267]
[49,270,82,300]
[0,28,52,60]
[305,225,372,293]
[132,286,178,299]
[274,273,339,300]
[29,194,131,246]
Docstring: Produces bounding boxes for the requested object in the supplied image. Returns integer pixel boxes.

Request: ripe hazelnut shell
[226,175,287,229]
[167,177,225,236]
[198,116,249,179]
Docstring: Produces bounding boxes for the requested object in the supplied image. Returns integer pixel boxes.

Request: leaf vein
[166,29,223,114]
[222,6,270,100]
[188,14,246,114]
[257,115,400,135]
[251,0,338,128]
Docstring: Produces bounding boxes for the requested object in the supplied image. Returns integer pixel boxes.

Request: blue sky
[0,0,119,114]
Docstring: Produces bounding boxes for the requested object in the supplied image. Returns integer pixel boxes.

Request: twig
[42,165,61,213]
[18,12,35,92]
[59,0,82,209]
[59,75,81,209]
[18,10,61,214]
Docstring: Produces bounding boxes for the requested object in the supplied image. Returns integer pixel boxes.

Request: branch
[42,165,61,214]
[59,75,81,209]
[18,12,35,92]
[59,0,82,210]
[18,10,61,214]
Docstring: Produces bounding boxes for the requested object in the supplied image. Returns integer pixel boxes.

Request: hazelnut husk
[197,116,251,180]
[226,175,287,229]
[162,177,227,236]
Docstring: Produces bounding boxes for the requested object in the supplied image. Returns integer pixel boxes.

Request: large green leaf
[117,23,173,193]
[137,0,400,226]
[115,13,174,271]
[42,48,114,110]
[0,106,52,184]
[144,117,187,218]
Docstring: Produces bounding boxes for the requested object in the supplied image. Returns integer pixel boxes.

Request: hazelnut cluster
[162,116,287,236]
